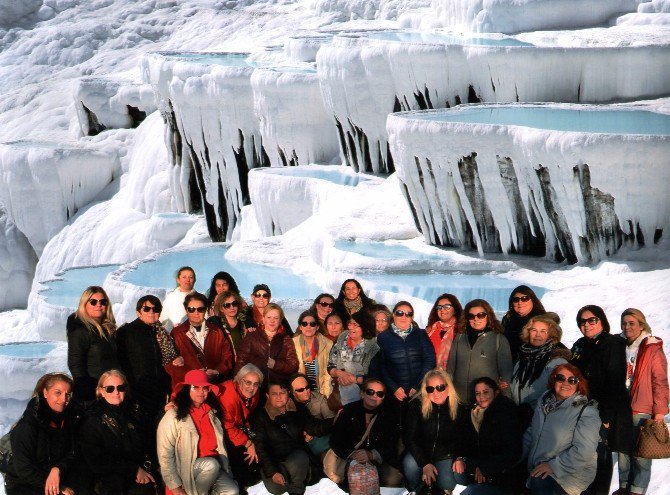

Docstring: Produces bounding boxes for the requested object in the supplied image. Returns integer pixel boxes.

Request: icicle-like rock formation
[284,34,334,63]
[388,104,670,263]
[0,203,37,310]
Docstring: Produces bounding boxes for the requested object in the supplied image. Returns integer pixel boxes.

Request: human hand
[205,368,219,377]
[244,443,258,464]
[62,488,75,495]
[44,467,60,495]
[422,463,437,485]
[498,379,509,390]
[452,459,465,474]
[304,432,313,442]
[350,449,370,463]
[338,371,356,386]
[136,467,155,484]
[172,487,188,495]
[603,423,610,429]
[394,388,407,401]
[164,401,176,411]
[654,415,665,422]
[267,357,276,369]
[408,388,416,397]
[530,462,553,479]
[172,356,184,366]
[271,473,286,486]
[474,467,486,483]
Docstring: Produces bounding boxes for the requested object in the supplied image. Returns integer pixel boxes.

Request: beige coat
[293,333,333,397]
[157,408,230,494]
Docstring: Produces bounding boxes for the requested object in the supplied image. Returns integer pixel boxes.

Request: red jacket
[166,321,234,388]
[234,327,298,383]
[630,335,669,416]
[218,380,260,447]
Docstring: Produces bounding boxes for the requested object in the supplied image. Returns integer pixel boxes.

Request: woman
[615,308,669,495]
[242,284,292,335]
[206,271,241,314]
[402,369,462,495]
[79,370,155,495]
[209,290,247,356]
[571,305,635,495]
[327,310,379,405]
[509,315,571,427]
[235,303,298,384]
[522,364,601,495]
[116,295,179,418]
[160,266,196,331]
[309,293,336,327]
[67,286,119,401]
[157,370,238,495]
[333,279,376,317]
[292,310,333,397]
[371,305,392,335]
[455,377,523,494]
[4,373,88,495]
[447,299,513,405]
[324,313,345,343]
[377,301,436,411]
[501,285,546,364]
[425,293,463,370]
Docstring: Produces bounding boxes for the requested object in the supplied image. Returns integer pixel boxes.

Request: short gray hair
[234,363,264,385]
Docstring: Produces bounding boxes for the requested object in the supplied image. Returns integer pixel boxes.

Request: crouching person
[157,370,238,495]
[253,380,332,495]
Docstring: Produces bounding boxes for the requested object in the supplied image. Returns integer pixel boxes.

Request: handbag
[348,460,380,495]
[324,415,378,484]
[634,419,670,459]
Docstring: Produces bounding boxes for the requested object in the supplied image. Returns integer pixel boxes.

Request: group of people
[3,266,668,495]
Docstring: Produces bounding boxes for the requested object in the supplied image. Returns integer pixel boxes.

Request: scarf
[471,405,486,432]
[542,392,565,416]
[467,327,485,348]
[392,322,413,340]
[343,297,363,315]
[513,341,555,389]
[153,321,179,365]
[429,320,456,370]
[626,331,650,389]
[300,335,319,362]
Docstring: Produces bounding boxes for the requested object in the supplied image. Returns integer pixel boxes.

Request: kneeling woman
[402,369,462,495]
[157,370,238,495]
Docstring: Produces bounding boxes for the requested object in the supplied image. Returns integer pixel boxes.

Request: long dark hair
[576,305,610,334]
[506,285,545,315]
[426,293,463,328]
[350,310,376,339]
[459,299,503,334]
[174,385,222,422]
[334,279,374,309]
[207,272,241,307]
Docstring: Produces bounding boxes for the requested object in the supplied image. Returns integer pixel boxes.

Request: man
[289,373,339,455]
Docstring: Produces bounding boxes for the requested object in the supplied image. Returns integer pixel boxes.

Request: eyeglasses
[300,321,318,327]
[467,312,488,320]
[191,385,211,392]
[89,298,108,307]
[425,384,447,393]
[242,379,260,388]
[364,389,385,398]
[511,295,531,303]
[555,374,579,385]
[318,301,334,308]
[187,306,206,313]
[293,386,309,393]
[375,317,388,323]
[435,304,453,311]
[579,316,600,327]
[394,310,414,318]
[222,301,239,309]
[101,384,127,393]
[141,306,160,313]
[253,292,270,299]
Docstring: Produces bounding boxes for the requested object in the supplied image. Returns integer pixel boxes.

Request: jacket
[510,347,571,409]
[293,333,333,397]
[627,334,669,416]
[446,330,513,404]
[242,306,293,336]
[157,408,230,495]
[327,332,379,377]
[207,315,245,359]
[217,380,260,448]
[523,391,601,495]
[66,313,119,401]
[299,391,337,420]
[376,324,436,394]
[234,328,298,383]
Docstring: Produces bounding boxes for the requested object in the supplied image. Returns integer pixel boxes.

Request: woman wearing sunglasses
[67,285,119,401]
[206,272,242,315]
[293,310,334,396]
[447,299,512,405]
[501,286,546,365]
[157,370,238,495]
[79,370,156,495]
[243,284,293,336]
[309,293,336,328]
[402,369,463,495]
[425,293,463,370]
[522,364,600,495]
[209,291,247,356]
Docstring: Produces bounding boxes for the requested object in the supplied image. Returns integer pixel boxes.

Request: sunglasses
[293,386,309,393]
[101,384,127,393]
[555,374,579,385]
[187,306,206,313]
[141,306,160,313]
[435,304,453,311]
[242,379,260,388]
[511,295,531,303]
[253,293,270,299]
[364,389,385,398]
[579,316,600,326]
[222,301,239,309]
[300,321,318,327]
[467,312,488,320]
[425,384,447,393]
[318,301,334,308]
[89,298,108,307]
[394,310,414,318]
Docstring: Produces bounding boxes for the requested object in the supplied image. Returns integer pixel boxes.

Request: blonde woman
[402,369,462,494]
[67,286,119,401]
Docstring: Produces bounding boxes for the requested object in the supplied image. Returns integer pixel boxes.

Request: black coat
[502,309,544,365]
[571,333,635,452]
[402,398,463,467]
[67,314,119,402]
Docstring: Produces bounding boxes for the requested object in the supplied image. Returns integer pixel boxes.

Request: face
[554,369,579,400]
[221,297,239,318]
[100,375,126,406]
[43,380,71,414]
[137,300,160,325]
[474,383,497,409]
[622,315,643,342]
[299,315,318,337]
[435,298,455,322]
[186,299,206,327]
[343,281,360,301]
[177,270,195,292]
[348,319,363,341]
[326,316,343,339]
[189,384,211,408]
[316,297,334,320]
[425,377,449,406]
[467,306,488,331]
[529,321,550,347]
[238,373,261,399]
[214,279,229,295]
[374,312,389,334]
[393,304,414,330]
[85,292,108,321]
[578,310,603,339]
[267,385,289,409]
[361,382,385,410]
[511,292,533,317]
[252,290,271,310]
[291,377,311,404]
[264,309,281,333]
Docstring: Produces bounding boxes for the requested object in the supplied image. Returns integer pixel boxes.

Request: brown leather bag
[634,419,670,459]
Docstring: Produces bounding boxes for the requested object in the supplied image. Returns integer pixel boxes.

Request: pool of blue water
[39,264,121,308]
[258,167,370,187]
[0,342,57,359]
[414,106,670,135]
[365,31,533,47]
[154,52,257,67]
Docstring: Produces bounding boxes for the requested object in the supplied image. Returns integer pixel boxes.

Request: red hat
[171,369,219,398]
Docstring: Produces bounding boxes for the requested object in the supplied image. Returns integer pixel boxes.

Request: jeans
[402,453,457,492]
[618,413,652,494]
[261,449,310,495]
[193,457,239,495]
[461,484,508,495]
[528,475,568,495]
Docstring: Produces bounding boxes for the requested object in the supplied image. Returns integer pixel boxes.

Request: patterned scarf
[471,405,486,432]
[513,341,555,389]
[300,335,319,362]
[542,392,565,416]
[153,322,179,365]
[343,297,363,315]
[391,322,412,340]
[429,320,456,370]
